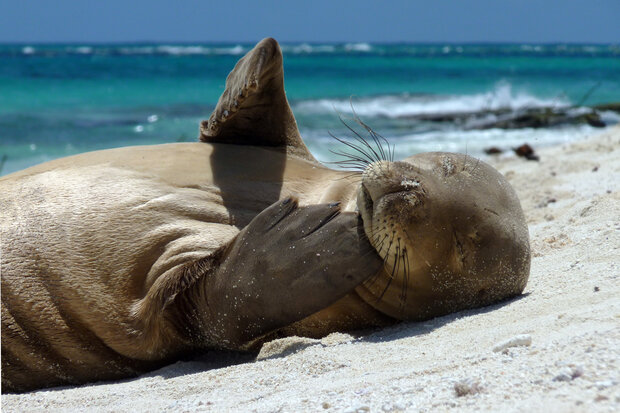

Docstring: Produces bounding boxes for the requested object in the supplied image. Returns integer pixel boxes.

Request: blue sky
[2,0,619,43]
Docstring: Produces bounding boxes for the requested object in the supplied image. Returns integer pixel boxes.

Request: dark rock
[584,113,606,128]
[514,144,539,161]
[592,102,620,113]
[484,147,503,155]
[391,101,618,131]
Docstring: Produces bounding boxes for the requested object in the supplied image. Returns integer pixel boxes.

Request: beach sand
[2,126,619,412]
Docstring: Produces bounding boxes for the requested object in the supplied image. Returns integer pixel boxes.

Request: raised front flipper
[205,197,382,349]
[199,38,315,161]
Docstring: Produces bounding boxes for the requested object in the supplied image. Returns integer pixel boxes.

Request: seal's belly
[0,165,240,390]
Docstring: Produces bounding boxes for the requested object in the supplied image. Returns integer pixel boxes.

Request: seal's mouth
[360,183,373,212]
[357,183,374,228]
[357,182,379,255]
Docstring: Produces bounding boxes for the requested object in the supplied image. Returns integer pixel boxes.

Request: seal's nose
[361,161,425,203]
[361,161,395,202]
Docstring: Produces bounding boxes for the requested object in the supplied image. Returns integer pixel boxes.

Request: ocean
[1,42,619,175]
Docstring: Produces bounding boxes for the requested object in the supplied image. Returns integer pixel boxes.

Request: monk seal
[1,38,530,393]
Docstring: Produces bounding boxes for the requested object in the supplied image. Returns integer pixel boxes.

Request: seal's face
[355,153,530,320]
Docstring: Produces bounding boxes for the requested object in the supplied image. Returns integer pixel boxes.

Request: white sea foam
[115,45,246,56]
[599,110,620,124]
[17,43,618,57]
[281,44,337,54]
[74,46,93,54]
[391,125,595,157]
[213,45,246,55]
[306,124,598,164]
[285,43,312,54]
[344,43,372,52]
[118,46,155,55]
[520,45,543,52]
[294,84,569,118]
[156,45,210,55]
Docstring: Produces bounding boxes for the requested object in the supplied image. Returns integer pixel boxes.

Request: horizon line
[1,40,619,46]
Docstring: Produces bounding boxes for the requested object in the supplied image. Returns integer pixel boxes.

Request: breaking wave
[293,83,570,118]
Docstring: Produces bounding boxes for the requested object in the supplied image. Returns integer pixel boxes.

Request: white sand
[3,127,619,412]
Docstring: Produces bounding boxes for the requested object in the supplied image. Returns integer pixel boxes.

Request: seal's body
[1,142,385,392]
[1,38,530,393]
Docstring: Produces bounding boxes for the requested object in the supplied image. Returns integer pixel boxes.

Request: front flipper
[207,197,382,349]
[199,38,315,161]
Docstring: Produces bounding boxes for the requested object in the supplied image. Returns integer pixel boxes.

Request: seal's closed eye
[355,152,530,320]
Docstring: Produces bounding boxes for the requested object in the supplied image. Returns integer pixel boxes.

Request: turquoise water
[1,43,619,175]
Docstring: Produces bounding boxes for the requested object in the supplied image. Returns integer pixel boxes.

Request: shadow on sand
[28,293,528,394]
[357,293,529,344]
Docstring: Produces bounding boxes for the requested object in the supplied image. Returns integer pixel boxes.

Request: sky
[1,0,619,44]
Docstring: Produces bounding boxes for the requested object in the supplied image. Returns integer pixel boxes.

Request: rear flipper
[199,38,314,161]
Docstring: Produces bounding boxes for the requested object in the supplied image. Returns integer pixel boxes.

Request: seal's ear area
[209,197,382,348]
[200,38,316,162]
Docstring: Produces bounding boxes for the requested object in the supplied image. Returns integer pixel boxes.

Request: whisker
[363,231,388,289]
[400,248,409,309]
[350,111,393,163]
[327,157,370,170]
[378,241,400,302]
[345,102,383,160]
[329,148,371,164]
[347,102,390,162]
[471,156,482,175]
[328,163,367,173]
[363,241,389,288]
[395,239,404,306]
[329,132,376,166]
[463,142,470,172]
[372,233,389,255]
[329,152,370,167]
[375,232,396,300]
[357,232,389,289]
[366,231,391,289]
[339,114,383,164]
[328,106,394,172]
[383,231,396,261]
[332,173,363,182]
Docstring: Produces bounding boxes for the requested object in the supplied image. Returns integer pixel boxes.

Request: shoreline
[2,126,619,412]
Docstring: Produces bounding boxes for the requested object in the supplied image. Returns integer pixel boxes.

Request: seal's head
[355,152,530,320]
